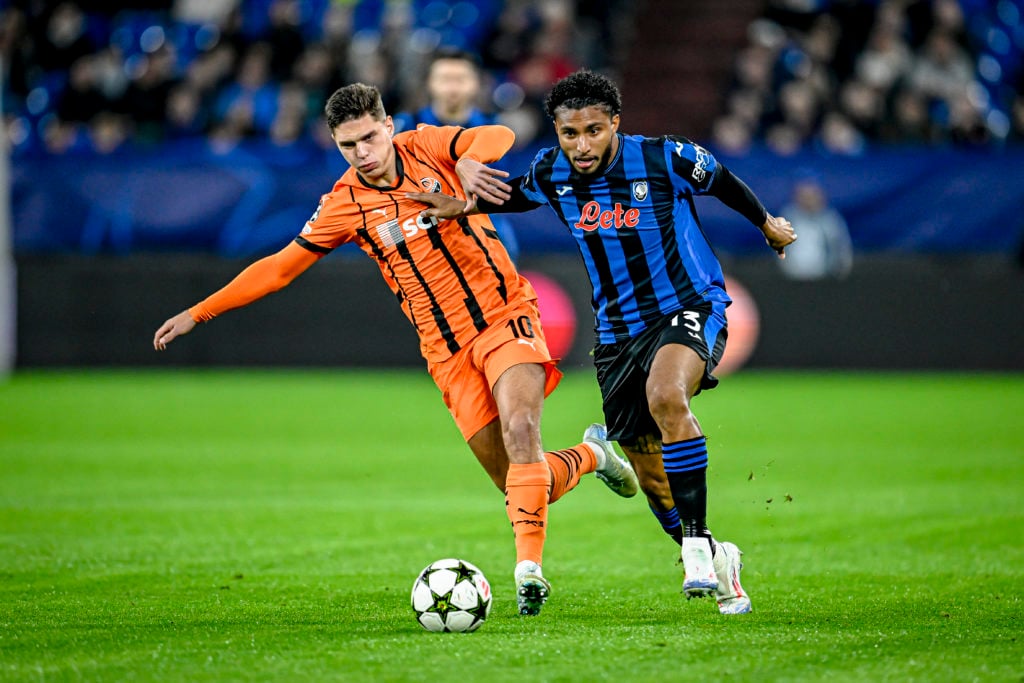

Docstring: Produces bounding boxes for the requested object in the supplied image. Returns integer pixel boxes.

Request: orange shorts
[428,298,563,442]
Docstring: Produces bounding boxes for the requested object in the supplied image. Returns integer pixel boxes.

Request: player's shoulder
[318,175,369,216]
[629,133,697,151]
[528,144,562,173]
[396,124,462,158]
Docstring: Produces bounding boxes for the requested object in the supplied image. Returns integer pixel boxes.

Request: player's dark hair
[429,47,481,73]
[324,83,386,129]
[544,70,622,120]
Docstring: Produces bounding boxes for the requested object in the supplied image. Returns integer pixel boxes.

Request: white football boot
[514,560,551,616]
[712,540,752,614]
[681,536,718,598]
[583,423,639,498]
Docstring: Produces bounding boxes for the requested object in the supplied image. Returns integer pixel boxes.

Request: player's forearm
[189,243,316,322]
[477,177,542,214]
[454,125,516,164]
[709,164,768,229]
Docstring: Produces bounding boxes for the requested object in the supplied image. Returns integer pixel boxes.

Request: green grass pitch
[1,369,1022,682]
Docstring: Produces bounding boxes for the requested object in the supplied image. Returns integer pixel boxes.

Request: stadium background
[3,0,1024,371]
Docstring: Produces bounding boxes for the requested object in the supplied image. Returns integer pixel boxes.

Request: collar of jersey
[354,144,408,192]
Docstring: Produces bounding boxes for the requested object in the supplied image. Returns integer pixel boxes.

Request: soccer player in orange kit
[152,83,637,616]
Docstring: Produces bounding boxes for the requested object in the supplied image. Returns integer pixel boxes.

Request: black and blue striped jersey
[498,133,766,344]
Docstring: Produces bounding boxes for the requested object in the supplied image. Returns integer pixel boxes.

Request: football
[410,558,492,633]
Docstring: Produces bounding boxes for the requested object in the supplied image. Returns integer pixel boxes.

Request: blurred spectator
[817,111,866,156]
[213,42,279,137]
[778,170,853,281]
[292,43,341,118]
[165,83,207,137]
[392,48,520,262]
[907,30,976,106]
[879,86,935,143]
[87,111,131,154]
[172,0,239,25]
[266,0,305,81]
[838,78,885,138]
[766,122,804,156]
[56,55,109,124]
[710,114,753,156]
[855,23,912,94]
[0,7,31,100]
[947,91,991,147]
[393,48,492,132]
[119,44,177,143]
[776,78,821,138]
[35,3,96,73]
[268,80,309,147]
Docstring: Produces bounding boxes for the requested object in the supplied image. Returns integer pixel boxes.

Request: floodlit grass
[1,370,1022,681]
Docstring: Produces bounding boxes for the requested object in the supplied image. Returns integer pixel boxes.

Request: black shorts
[593,302,728,446]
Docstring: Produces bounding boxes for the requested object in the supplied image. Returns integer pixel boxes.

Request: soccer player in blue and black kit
[409,70,797,615]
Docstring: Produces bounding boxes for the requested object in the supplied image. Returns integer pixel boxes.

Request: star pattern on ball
[451,561,478,584]
[425,589,455,616]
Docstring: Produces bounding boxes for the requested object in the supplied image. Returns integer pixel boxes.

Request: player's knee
[647,383,692,425]
[501,410,541,461]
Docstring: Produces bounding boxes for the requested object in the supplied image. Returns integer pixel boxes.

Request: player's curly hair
[325,83,386,129]
[544,70,622,120]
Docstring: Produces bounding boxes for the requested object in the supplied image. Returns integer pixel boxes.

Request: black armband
[708,163,768,228]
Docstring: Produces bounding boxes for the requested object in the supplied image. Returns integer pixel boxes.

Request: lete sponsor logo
[574,201,640,232]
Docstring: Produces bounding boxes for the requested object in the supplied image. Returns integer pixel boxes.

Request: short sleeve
[665,135,718,195]
[294,191,356,253]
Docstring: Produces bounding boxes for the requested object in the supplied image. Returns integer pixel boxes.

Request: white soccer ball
[410,558,492,633]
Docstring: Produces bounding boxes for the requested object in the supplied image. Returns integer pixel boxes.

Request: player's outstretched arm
[761,213,797,258]
[152,240,321,351]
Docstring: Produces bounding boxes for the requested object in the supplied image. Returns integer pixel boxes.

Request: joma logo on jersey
[575,201,640,232]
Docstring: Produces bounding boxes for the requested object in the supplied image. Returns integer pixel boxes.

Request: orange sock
[505,462,551,565]
[544,443,598,504]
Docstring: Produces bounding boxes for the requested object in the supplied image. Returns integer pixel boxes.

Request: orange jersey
[295,125,535,363]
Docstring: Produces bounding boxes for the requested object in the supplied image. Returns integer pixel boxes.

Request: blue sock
[649,505,683,545]
[662,436,711,540]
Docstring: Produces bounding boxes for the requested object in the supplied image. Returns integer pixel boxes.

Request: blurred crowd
[711,0,1024,155]
[2,0,1022,159]
[0,0,629,157]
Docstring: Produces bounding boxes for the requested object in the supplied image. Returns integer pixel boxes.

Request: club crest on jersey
[420,177,442,193]
[632,180,649,202]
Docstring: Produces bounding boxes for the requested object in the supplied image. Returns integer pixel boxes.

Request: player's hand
[454,157,511,211]
[153,310,196,351]
[405,191,473,221]
[762,213,797,258]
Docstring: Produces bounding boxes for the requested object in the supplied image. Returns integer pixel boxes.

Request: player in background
[153,83,638,616]
[408,70,797,615]
[393,48,519,262]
